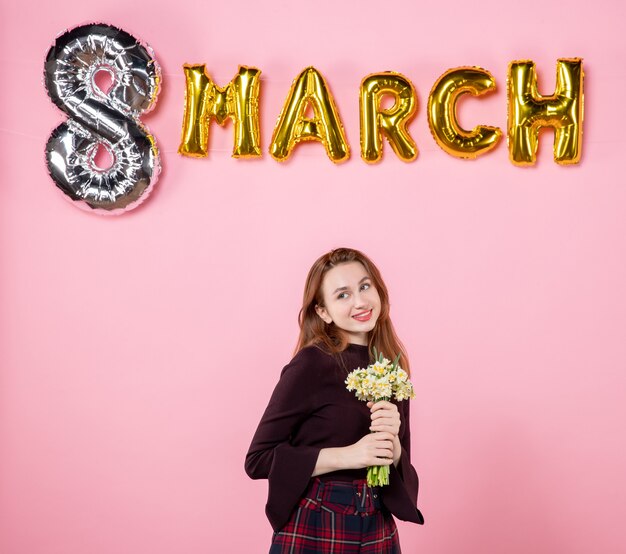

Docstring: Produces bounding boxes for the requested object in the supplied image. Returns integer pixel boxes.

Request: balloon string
[0,127,44,141]
[2,128,620,153]
[160,72,372,86]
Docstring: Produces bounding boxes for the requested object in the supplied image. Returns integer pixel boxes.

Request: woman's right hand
[341,432,395,469]
[311,432,394,477]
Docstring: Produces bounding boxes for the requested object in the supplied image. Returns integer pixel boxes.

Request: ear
[315,304,333,324]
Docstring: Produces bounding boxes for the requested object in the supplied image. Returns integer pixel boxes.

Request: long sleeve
[244,348,324,531]
[381,398,425,524]
[244,343,424,530]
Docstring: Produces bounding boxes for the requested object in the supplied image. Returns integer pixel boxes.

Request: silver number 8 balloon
[44,23,161,214]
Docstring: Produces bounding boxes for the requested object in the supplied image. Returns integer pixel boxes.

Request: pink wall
[1,1,625,552]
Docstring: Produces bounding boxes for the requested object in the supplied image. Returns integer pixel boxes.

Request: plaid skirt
[269,478,401,553]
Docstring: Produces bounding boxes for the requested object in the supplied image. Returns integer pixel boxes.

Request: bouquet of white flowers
[345,347,415,486]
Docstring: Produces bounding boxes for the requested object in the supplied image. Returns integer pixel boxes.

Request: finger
[370,405,399,417]
[371,431,394,441]
[370,400,393,412]
[370,424,400,434]
[376,443,393,453]
[374,449,394,461]
[370,457,393,466]
[372,400,398,410]
[370,407,398,418]
[370,431,395,446]
[370,418,400,430]
[370,416,399,426]
[370,410,399,421]
[368,455,392,465]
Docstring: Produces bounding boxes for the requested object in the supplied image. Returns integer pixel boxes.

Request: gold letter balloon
[360,72,418,163]
[179,65,262,158]
[428,67,502,159]
[270,67,349,163]
[508,58,584,165]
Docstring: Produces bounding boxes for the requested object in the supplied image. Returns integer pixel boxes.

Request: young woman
[245,248,424,553]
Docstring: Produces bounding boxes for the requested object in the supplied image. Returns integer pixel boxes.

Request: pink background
[1,1,625,552]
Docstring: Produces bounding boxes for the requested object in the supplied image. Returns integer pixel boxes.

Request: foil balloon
[44,23,161,214]
[428,67,502,159]
[179,65,262,158]
[270,67,349,163]
[360,72,418,163]
[508,58,584,165]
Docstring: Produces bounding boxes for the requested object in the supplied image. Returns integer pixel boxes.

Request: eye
[337,292,349,300]
[360,282,371,291]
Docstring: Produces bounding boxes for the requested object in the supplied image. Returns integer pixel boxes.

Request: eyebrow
[332,276,370,295]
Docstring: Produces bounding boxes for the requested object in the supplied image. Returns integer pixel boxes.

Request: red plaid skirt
[269,478,401,553]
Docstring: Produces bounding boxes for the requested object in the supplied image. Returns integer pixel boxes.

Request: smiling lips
[352,309,373,322]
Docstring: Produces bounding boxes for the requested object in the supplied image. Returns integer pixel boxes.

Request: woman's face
[315,261,381,345]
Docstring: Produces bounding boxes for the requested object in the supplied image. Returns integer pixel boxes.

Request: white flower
[396,368,408,383]
[345,351,415,404]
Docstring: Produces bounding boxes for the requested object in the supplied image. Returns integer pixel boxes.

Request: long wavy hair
[294,247,411,374]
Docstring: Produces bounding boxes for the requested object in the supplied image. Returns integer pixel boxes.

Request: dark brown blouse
[245,343,425,531]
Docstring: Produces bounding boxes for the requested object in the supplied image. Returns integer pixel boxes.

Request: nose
[352,290,368,309]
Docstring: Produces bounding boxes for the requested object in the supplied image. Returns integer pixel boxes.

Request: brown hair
[294,247,411,374]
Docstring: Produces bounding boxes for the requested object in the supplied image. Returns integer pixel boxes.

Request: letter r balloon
[360,72,418,163]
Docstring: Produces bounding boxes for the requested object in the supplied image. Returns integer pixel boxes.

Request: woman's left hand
[367,401,401,436]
